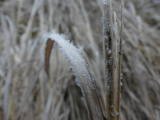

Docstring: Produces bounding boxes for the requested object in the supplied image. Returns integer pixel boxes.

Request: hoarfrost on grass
[46,32,95,96]
[104,36,108,39]
[114,12,118,35]
[121,73,123,80]
[120,82,123,86]
[44,32,105,120]
[103,0,108,5]
[108,50,112,54]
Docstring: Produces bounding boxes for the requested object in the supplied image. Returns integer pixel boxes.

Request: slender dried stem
[103,0,117,119]
[116,0,124,120]
[45,39,54,75]
[103,0,124,119]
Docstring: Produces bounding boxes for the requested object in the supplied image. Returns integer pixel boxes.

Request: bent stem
[44,33,106,120]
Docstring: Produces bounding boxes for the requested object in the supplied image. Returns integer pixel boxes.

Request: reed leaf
[45,32,106,120]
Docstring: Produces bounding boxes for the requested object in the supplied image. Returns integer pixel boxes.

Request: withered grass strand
[1,15,13,120]
[0,0,160,120]
[45,33,105,120]
[102,0,123,119]
[116,0,124,119]
[113,12,119,120]
[103,0,117,119]
[45,39,54,75]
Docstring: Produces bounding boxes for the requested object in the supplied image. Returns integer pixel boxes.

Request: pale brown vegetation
[0,0,160,120]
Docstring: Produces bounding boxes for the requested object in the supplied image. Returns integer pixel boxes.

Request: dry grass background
[0,0,160,120]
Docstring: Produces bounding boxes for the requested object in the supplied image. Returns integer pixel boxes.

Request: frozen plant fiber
[45,32,106,120]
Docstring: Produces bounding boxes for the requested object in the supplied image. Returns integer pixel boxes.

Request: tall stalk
[103,0,116,119]
[116,0,124,120]
[102,0,124,120]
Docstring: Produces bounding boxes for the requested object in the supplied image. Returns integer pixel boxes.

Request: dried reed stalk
[103,0,116,119]
[116,1,124,120]
[102,0,123,119]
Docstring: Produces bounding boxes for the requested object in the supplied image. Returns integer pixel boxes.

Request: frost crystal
[103,0,108,5]
[120,82,123,86]
[121,73,123,80]
[108,50,112,54]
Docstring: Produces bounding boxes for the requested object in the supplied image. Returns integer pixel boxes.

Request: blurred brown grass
[0,0,160,120]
